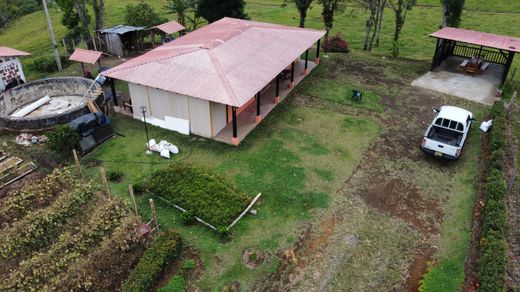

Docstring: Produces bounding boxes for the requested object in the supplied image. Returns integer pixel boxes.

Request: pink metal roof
[0,47,30,57]
[153,20,185,34]
[430,27,520,53]
[69,48,103,64]
[103,17,325,107]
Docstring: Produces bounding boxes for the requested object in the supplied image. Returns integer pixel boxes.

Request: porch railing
[453,45,508,64]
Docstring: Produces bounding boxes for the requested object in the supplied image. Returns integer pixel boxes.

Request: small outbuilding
[69,48,104,77]
[99,25,146,57]
[0,47,30,92]
[103,17,325,145]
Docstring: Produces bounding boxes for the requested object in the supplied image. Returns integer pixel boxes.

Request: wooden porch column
[80,62,86,76]
[430,38,441,71]
[274,74,281,103]
[231,106,239,145]
[501,51,515,85]
[304,49,309,75]
[110,78,118,106]
[315,39,321,64]
[289,61,295,89]
[256,92,262,123]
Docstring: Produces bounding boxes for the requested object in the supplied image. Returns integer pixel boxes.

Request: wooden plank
[227,192,262,231]
[99,167,111,197]
[128,184,139,217]
[72,149,84,181]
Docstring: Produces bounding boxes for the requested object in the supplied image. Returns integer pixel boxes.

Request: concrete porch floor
[411,56,503,105]
[214,60,317,145]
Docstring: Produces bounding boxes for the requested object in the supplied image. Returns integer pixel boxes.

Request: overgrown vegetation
[479,101,508,291]
[122,229,182,292]
[147,163,251,229]
[47,124,80,157]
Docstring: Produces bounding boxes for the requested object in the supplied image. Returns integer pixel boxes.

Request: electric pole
[41,0,62,71]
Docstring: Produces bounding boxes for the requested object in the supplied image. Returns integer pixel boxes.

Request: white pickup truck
[421,105,474,159]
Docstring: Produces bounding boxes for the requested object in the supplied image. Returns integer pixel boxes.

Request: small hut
[99,25,145,57]
[0,47,30,92]
[148,20,186,47]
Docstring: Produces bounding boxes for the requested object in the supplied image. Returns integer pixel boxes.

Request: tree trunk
[392,11,402,57]
[74,0,92,49]
[299,10,306,28]
[375,0,385,47]
[364,0,376,50]
[441,0,448,28]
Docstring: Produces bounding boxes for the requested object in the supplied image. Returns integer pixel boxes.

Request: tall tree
[124,2,166,28]
[440,0,465,28]
[92,0,104,31]
[165,0,190,27]
[318,0,346,45]
[197,0,248,23]
[72,0,92,47]
[56,0,92,48]
[284,0,313,28]
[388,0,416,57]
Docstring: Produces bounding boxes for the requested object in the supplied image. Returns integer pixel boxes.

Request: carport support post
[256,92,262,123]
[274,75,280,103]
[502,52,515,85]
[304,49,309,75]
[315,39,321,64]
[430,38,441,71]
[80,62,86,76]
[110,78,118,106]
[231,106,239,145]
[289,61,295,89]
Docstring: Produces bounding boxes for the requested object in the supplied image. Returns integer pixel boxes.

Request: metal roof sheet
[69,48,103,64]
[430,27,520,53]
[103,17,325,107]
[153,20,185,34]
[0,47,30,57]
[100,25,145,35]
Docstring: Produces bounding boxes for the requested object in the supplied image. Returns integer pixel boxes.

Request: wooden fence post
[99,167,111,197]
[149,198,159,231]
[72,149,83,181]
[128,184,139,217]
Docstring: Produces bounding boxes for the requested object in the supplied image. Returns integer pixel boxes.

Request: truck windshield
[427,126,463,146]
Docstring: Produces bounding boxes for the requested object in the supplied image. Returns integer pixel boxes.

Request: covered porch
[214,59,317,144]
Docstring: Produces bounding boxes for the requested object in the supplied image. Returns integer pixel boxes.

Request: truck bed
[426,126,463,146]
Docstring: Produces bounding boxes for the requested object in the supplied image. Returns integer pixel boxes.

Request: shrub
[47,125,80,156]
[322,33,349,53]
[488,149,505,171]
[122,229,182,292]
[27,55,70,73]
[132,180,147,195]
[107,170,124,182]
[482,199,507,237]
[486,169,507,202]
[180,211,196,225]
[147,163,250,229]
[479,234,508,292]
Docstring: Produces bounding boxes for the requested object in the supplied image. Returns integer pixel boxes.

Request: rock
[250,209,257,215]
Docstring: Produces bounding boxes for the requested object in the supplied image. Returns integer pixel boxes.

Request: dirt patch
[221,281,241,292]
[405,248,436,292]
[362,177,442,234]
[156,247,203,291]
[242,247,266,269]
[0,171,45,199]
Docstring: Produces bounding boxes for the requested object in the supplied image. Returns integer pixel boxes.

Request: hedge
[122,229,182,292]
[147,163,250,229]
[479,101,508,291]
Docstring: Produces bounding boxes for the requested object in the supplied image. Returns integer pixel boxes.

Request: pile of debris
[0,150,37,189]
[148,139,179,159]
[15,133,47,146]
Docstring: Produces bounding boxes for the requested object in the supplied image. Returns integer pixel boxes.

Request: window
[442,119,450,127]
[435,118,442,126]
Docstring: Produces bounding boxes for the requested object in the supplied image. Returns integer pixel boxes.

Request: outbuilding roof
[430,27,520,53]
[100,25,145,35]
[102,17,325,107]
[69,48,103,64]
[152,20,185,34]
[0,47,30,57]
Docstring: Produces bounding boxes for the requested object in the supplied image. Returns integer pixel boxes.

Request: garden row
[0,167,147,291]
[479,101,508,291]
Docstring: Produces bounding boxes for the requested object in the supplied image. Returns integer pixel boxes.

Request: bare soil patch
[156,247,203,291]
[405,248,436,292]
[242,247,266,269]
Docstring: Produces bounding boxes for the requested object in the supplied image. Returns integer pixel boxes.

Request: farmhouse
[103,17,325,145]
[0,47,30,93]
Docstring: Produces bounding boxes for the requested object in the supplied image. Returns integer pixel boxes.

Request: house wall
[128,82,223,138]
[0,57,25,92]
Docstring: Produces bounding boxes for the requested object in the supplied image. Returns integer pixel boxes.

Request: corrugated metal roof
[100,25,145,35]
[430,27,520,53]
[0,47,30,57]
[69,48,103,64]
[103,18,325,107]
[153,20,185,34]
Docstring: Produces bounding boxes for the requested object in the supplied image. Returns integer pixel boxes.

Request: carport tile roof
[152,20,185,34]
[0,47,30,57]
[69,48,103,64]
[430,27,520,53]
[102,17,325,107]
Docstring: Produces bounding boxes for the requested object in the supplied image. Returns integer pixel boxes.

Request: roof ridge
[207,50,240,107]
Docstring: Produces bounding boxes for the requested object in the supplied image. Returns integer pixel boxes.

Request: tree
[284,0,313,28]
[197,0,248,23]
[387,0,416,57]
[56,0,92,48]
[356,0,386,50]
[441,0,465,28]
[124,2,166,27]
[317,0,346,46]
[92,0,104,31]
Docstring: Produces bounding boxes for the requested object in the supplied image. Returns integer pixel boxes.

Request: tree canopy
[197,0,248,23]
[124,2,166,28]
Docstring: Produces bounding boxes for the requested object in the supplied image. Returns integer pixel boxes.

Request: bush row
[122,229,182,292]
[0,182,96,259]
[147,163,250,229]
[1,199,127,290]
[479,101,508,291]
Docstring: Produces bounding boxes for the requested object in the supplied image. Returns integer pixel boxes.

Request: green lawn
[81,98,380,290]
